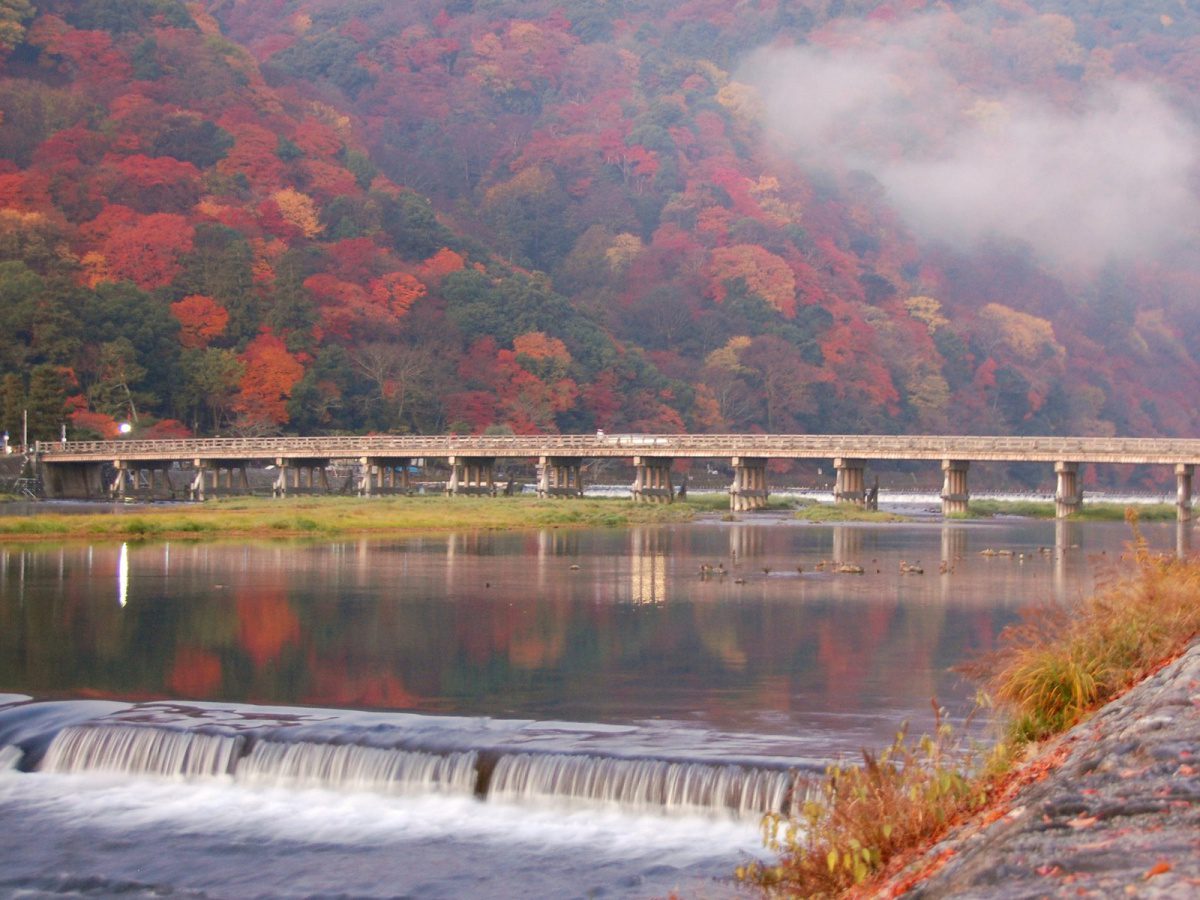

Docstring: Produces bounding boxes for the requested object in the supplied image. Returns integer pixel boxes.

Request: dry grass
[980,510,1200,742]
[739,707,993,897]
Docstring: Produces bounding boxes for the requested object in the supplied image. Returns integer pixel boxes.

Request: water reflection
[0,519,1181,752]
[630,527,668,604]
[117,542,128,608]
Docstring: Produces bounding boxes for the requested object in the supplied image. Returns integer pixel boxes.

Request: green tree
[0,372,24,441]
[25,364,66,442]
[176,347,242,433]
[174,224,257,346]
[86,338,149,424]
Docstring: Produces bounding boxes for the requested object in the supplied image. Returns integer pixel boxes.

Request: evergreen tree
[24,364,66,442]
[0,372,24,444]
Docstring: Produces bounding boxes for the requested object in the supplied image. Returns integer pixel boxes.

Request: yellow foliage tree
[978,303,1063,363]
[271,188,323,238]
[605,233,643,273]
[904,296,949,334]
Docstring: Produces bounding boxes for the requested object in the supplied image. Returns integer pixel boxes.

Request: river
[0,515,1185,898]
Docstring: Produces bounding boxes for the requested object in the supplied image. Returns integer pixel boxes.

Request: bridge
[32,433,1200,518]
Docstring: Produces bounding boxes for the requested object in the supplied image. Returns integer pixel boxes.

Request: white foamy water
[0,745,21,770]
[488,752,794,820]
[39,724,242,779]
[236,740,479,796]
[0,768,762,898]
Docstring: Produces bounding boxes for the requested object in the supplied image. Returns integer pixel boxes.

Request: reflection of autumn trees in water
[0,531,1031,725]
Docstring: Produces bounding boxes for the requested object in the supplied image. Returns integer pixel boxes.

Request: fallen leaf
[1066,815,1098,829]
[1145,860,1172,879]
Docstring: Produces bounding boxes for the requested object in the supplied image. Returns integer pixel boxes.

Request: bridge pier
[40,460,105,499]
[631,456,673,503]
[538,456,583,498]
[940,459,970,516]
[191,460,252,500]
[833,457,866,505]
[1054,461,1082,518]
[1177,463,1193,522]
[359,457,412,496]
[273,458,331,497]
[729,457,768,511]
[447,456,496,496]
[111,461,176,500]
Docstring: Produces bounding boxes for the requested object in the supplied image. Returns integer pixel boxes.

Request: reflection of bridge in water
[34,433,1200,518]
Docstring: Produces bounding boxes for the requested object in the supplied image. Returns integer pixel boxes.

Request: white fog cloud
[739,26,1200,274]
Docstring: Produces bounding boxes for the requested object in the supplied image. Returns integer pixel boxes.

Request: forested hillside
[2,0,1200,466]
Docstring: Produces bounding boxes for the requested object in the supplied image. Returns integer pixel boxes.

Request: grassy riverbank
[0,494,702,542]
[742,512,1200,896]
[952,499,1178,520]
[792,502,911,523]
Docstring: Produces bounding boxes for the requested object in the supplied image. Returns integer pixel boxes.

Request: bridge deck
[34,434,1200,466]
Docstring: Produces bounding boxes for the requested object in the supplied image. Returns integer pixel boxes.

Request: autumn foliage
[0,0,1197,464]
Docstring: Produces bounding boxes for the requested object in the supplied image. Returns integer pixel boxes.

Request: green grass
[0,494,700,543]
[954,499,1177,520]
[794,503,911,523]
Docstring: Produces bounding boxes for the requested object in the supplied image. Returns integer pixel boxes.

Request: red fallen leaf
[1145,860,1172,879]
[1066,815,1098,829]
[1179,764,1195,775]
[1036,865,1062,877]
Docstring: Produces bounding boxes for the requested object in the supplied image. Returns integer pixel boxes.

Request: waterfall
[236,740,478,796]
[38,724,242,779]
[487,752,795,819]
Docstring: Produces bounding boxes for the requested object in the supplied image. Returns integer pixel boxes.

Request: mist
[739,18,1200,276]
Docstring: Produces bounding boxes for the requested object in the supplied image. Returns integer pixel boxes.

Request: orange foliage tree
[233,329,304,427]
[171,294,229,349]
[706,244,797,318]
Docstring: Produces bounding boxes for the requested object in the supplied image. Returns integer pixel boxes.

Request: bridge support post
[189,461,208,500]
[1176,463,1193,522]
[1054,461,1082,518]
[940,459,970,516]
[631,456,673,503]
[538,457,583,498]
[274,458,330,497]
[358,457,412,496]
[447,456,496,496]
[833,458,866,505]
[111,460,129,500]
[729,457,768,511]
[41,461,105,499]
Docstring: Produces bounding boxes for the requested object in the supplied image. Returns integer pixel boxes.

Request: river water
[0,515,1186,898]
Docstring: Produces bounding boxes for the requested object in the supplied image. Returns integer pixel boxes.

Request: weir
[237,740,478,796]
[16,716,798,821]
